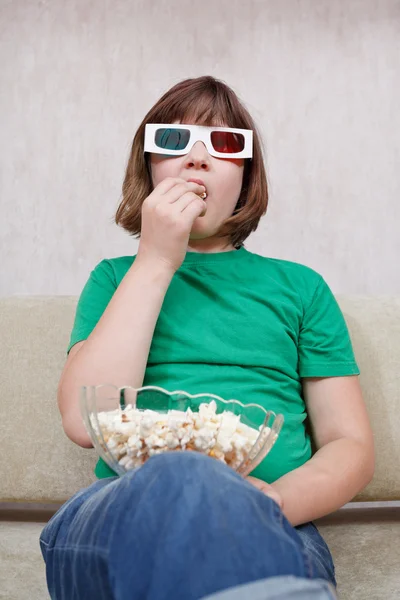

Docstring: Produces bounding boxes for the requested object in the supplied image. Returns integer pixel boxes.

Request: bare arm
[271,376,375,526]
[58,256,174,448]
[58,177,207,449]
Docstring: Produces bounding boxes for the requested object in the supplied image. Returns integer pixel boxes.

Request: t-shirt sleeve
[298,276,360,378]
[67,260,117,354]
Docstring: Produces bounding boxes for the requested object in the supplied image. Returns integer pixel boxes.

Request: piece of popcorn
[220,412,240,434]
[193,427,216,451]
[232,433,250,452]
[113,442,128,459]
[145,433,167,449]
[107,436,118,449]
[165,432,180,449]
[216,435,233,454]
[124,457,137,470]
[168,411,188,429]
[118,454,131,467]
[181,432,193,446]
[127,434,142,450]
[177,425,191,440]
[186,407,194,417]
[148,448,165,457]
[209,448,225,461]
[140,414,156,438]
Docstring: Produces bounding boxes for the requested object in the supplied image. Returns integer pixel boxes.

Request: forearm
[58,256,174,446]
[272,437,375,527]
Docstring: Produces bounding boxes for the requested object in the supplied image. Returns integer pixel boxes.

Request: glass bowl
[80,384,284,477]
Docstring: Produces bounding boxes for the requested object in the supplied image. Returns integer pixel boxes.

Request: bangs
[150,80,249,129]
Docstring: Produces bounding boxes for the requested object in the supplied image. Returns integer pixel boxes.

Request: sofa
[1,296,399,600]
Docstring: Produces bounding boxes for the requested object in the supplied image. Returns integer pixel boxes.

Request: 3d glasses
[144,123,253,159]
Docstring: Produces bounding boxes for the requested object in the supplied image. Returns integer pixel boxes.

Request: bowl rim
[81,383,280,418]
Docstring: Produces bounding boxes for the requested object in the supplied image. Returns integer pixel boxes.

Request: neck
[187,238,236,254]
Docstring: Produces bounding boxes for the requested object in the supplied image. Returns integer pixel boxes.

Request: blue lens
[154,128,191,151]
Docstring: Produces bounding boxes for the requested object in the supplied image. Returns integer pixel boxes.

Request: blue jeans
[39,452,336,599]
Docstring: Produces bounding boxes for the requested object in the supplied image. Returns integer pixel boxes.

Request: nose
[184,141,210,170]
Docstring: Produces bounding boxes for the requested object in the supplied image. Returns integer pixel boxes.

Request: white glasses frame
[144,123,253,159]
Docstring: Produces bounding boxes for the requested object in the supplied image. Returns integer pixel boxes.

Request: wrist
[133,253,176,282]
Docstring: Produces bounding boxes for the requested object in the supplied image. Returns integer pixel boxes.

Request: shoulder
[246,250,323,295]
[259,255,321,279]
[89,255,136,286]
[243,250,329,315]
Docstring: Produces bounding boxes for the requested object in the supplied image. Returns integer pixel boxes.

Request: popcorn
[127,434,142,450]
[193,427,216,451]
[90,400,270,472]
[145,433,167,449]
[165,432,180,449]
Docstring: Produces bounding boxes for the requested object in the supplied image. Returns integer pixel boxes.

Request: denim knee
[39,477,118,551]
[137,450,243,488]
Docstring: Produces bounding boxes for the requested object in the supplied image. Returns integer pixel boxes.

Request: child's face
[149,121,245,248]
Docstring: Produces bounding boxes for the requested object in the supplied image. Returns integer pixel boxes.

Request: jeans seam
[41,544,109,559]
[272,501,314,581]
[303,545,314,579]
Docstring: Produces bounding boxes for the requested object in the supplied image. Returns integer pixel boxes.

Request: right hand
[246,476,284,509]
[136,177,208,273]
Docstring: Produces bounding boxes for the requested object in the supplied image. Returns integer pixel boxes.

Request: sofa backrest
[1,296,399,504]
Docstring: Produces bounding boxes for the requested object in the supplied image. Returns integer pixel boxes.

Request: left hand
[246,476,284,509]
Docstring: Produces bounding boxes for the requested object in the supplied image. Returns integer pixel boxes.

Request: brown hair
[115,75,269,249]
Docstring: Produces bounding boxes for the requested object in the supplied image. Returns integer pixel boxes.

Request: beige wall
[1,0,399,295]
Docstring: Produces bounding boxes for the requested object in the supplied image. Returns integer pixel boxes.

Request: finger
[173,191,207,214]
[246,476,266,491]
[180,195,207,221]
[154,177,188,195]
[155,177,205,200]
[165,182,206,204]
[265,490,283,508]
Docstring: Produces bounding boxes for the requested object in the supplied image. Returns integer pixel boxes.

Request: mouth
[187,178,208,200]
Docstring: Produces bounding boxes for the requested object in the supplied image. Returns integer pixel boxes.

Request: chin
[190,221,217,237]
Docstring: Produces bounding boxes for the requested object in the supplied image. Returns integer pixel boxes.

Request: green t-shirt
[68,245,359,482]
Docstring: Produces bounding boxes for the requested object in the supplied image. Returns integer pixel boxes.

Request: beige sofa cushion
[1,296,399,503]
[1,297,97,503]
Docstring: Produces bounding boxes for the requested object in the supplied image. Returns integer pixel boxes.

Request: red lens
[210,131,245,154]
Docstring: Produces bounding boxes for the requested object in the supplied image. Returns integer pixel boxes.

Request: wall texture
[1,0,399,295]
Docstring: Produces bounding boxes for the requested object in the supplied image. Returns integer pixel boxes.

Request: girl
[40,75,374,600]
